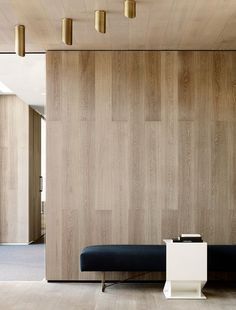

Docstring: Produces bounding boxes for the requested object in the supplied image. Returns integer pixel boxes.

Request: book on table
[173,234,203,243]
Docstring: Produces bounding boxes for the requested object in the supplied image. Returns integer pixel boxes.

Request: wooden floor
[0,282,235,310]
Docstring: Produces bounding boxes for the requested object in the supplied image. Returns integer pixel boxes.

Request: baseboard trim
[47,280,165,283]
[0,241,33,245]
[46,279,236,284]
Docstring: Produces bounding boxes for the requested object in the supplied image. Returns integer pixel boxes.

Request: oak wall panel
[46,52,62,121]
[95,52,112,211]
[178,52,196,121]
[112,52,129,121]
[46,51,236,281]
[0,95,29,243]
[111,123,129,244]
[178,121,195,233]
[128,53,145,211]
[161,52,179,210]
[78,52,95,121]
[0,96,41,243]
[144,52,161,121]
[29,108,41,242]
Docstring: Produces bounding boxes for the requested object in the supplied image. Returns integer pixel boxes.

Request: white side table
[163,239,207,299]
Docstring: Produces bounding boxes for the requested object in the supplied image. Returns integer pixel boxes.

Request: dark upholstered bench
[81,245,166,272]
[207,245,236,272]
[81,245,166,291]
[80,244,236,292]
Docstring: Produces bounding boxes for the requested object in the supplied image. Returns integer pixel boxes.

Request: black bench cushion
[208,245,236,272]
[80,245,166,272]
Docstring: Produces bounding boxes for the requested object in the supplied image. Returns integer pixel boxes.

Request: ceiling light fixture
[124,0,136,19]
[15,25,25,57]
[62,18,73,45]
[95,10,106,33]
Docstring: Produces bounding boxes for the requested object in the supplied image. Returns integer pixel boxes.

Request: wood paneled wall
[0,95,41,243]
[46,51,236,280]
[29,107,42,242]
[0,95,29,243]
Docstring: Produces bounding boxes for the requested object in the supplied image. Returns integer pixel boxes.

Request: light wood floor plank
[0,282,236,310]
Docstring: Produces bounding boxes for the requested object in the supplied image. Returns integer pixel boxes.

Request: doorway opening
[0,53,46,281]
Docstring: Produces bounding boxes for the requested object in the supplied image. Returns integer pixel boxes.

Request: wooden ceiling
[1,0,236,51]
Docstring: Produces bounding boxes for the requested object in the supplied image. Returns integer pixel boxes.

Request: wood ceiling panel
[0,0,236,51]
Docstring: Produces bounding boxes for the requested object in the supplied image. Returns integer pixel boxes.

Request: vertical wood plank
[162,52,179,210]
[29,109,41,242]
[62,209,79,279]
[144,52,161,121]
[112,51,129,121]
[95,52,112,210]
[195,208,215,244]
[0,96,8,147]
[0,147,8,241]
[129,52,145,211]
[211,121,230,243]
[212,52,231,121]
[94,211,112,244]
[194,53,212,237]
[178,121,195,232]
[0,95,30,243]
[62,51,79,122]
[46,52,62,121]
[111,122,129,244]
[78,52,95,121]
[46,121,63,279]
[144,122,162,243]
[230,52,236,121]
[178,52,196,121]
[128,209,146,244]
[161,210,179,240]
[77,121,96,281]
[62,120,80,211]
[228,122,236,212]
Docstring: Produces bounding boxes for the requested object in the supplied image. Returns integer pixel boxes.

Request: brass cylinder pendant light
[15,25,25,57]
[95,10,106,33]
[124,0,136,19]
[62,18,73,45]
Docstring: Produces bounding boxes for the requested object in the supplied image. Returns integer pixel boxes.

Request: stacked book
[173,234,203,243]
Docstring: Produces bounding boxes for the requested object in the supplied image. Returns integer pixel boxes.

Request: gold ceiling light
[95,10,106,34]
[124,0,136,19]
[15,25,25,57]
[62,18,73,45]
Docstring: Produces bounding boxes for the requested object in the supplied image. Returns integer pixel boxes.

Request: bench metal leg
[100,272,151,292]
[101,272,106,292]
